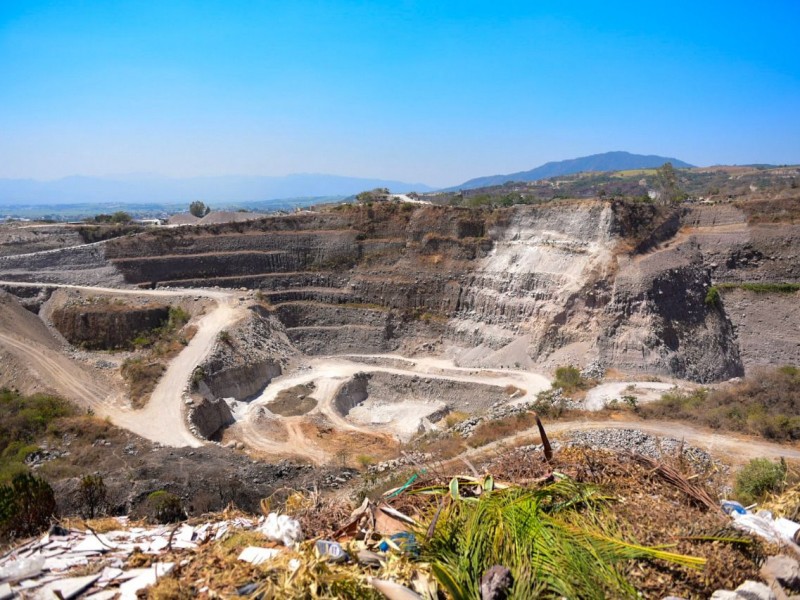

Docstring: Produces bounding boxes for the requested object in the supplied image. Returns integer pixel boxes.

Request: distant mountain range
[0,173,433,206]
[450,151,694,191]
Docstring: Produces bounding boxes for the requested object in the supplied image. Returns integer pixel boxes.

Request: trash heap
[1,435,796,599]
[0,516,257,599]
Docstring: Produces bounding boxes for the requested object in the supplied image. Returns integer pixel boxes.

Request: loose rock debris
[0,516,256,599]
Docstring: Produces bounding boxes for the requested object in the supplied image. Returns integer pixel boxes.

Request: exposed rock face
[198,305,295,401]
[189,397,235,439]
[5,200,799,382]
[0,240,125,286]
[51,303,170,350]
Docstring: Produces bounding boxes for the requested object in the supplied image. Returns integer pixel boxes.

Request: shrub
[0,472,57,540]
[533,388,568,418]
[356,454,375,468]
[167,306,190,330]
[553,365,587,393]
[146,490,185,523]
[705,286,720,307]
[79,474,107,519]
[0,389,75,482]
[639,367,800,441]
[734,458,787,505]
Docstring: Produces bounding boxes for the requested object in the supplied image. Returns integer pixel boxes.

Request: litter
[0,582,13,600]
[721,500,748,515]
[0,553,45,582]
[259,512,303,546]
[0,517,251,599]
[369,577,423,600]
[118,563,174,600]
[36,573,100,600]
[237,546,282,565]
[315,540,348,563]
[379,532,419,556]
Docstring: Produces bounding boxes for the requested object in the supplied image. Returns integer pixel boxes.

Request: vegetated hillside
[452,150,693,190]
[640,365,800,441]
[0,387,346,521]
[432,163,800,207]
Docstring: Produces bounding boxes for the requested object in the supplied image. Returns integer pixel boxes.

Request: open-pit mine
[1,196,799,467]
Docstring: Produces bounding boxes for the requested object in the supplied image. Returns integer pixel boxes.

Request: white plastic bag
[259,513,303,547]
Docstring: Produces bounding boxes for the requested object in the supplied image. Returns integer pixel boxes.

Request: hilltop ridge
[451,151,694,190]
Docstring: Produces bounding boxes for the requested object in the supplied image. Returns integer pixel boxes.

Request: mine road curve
[458,417,800,468]
[0,280,244,447]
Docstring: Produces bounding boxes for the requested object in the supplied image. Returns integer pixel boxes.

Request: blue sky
[1,1,798,187]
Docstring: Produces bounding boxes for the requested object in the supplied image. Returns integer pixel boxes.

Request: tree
[189,201,211,217]
[356,188,390,203]
[654,162,685,205]
[0,472,57,540]
[78,474,107,519]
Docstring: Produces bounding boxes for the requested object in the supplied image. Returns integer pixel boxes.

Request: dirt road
[234,355,551,461]
[0,280,243,447]
[464,416,800,467]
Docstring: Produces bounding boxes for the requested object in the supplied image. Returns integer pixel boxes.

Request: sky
[1,1,799,187]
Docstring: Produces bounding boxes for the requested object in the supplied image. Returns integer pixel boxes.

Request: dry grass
[503,384,526,397]
[415,432,467,460]
[442,410,469,428]
[121,323,197,408]
[735,196,800,224]
[466,412,537,448]
[639,366,800,441]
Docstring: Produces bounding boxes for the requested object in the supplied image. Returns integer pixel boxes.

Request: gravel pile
[450,400,535,438]
[369,452,431,475]
[566,428,717,472]
[580,360,606,380]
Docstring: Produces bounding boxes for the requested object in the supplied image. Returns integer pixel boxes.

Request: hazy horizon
[2,1,799,187]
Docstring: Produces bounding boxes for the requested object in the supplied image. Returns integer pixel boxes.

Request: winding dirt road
[3,280,800,467]
[0,280,244,447]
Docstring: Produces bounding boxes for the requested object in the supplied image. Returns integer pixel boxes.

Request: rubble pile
[567,428,719,472]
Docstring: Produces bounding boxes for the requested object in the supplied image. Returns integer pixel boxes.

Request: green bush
[0,472,57,540]
[0,389,75,483]
[734,458,787,505]
[553,365,587,393]
[167,306,190,330]
[146,490,185,523]
[705,286,720,307]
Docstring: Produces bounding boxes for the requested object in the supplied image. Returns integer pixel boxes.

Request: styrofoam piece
[237,546,281,565]
[177,525,195,542]
[259,513,303,546]
[73,534,115,553]
[36,573,101,600]
[97,566,125,585]
[84,591,119,600]
[117,563,174,600]
[0,582,13,600]
[0,553,44,582]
